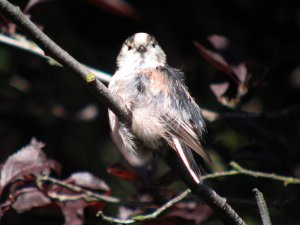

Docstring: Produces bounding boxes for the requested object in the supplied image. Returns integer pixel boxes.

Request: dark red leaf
[209,82,230,98]
[165,202,213,224]
[207,35,229,51]
[66,172,110,191]
[107,164,139,181]
[24,0,52,13]
[52,181,111,225]
[45,172,118,204]
[0,138,61,194]
[46,185,104,225]
[87,201,107,213]
[86,0,138,18]
[193,40,231,75]
[231,63,248,84]
[42,172,117,224]
[61,206,84,225]
[194,35,254,89]
[12,188,51,213]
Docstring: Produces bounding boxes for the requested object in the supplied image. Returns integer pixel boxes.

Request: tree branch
[0,1,246,225]
[98,162,300,224]
[0,0,129,123]
[36,175,120,203]
[230,162,300,185]
[97,189,191,224]
[0,33,112,83]
[253,189,272,225]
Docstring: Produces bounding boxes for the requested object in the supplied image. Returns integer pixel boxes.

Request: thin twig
[97,189,191,224]
[253,189,272,225]
[0,0,129,122]
[0,33,112,83]
[132,189,191,221]
[230,162,300,186]
[36,175,120,203]
[97,212,136,224]
[98,162,300,224]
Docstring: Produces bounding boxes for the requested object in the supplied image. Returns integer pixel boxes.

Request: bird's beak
[137,45,147,53]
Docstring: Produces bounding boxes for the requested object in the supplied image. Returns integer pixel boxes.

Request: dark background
[1,0,300,224]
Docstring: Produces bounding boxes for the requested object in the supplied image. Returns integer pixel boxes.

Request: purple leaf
[107,164,140,181]
[0,138,61,193]
[61,207,84,225]
[194,35,249,83]
[194,40,231,75]
[24,0,52,13]
[209,82,230,98]
[231,63,249,85]
[86,0,138,18]
[164,202,213,224]
[207,35,230,51]
[67,172,110,191]
[12,188,51,213]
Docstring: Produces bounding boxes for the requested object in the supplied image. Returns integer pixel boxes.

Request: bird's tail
[164,136,202,188]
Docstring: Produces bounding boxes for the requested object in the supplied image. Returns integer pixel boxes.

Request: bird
[108,32,211,184]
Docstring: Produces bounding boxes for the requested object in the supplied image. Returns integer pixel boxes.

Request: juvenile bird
[108,33,211,184]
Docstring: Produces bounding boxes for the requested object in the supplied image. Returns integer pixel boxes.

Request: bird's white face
[117,33,167,70]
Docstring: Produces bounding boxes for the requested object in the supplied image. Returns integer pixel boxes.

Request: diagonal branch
[99,162,298,224]
[0,0,129,123]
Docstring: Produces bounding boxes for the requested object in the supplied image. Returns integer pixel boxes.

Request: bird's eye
[127,45,133,50]
[152,43,156,47]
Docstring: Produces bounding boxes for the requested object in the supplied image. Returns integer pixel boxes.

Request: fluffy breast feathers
[108,66,211,165]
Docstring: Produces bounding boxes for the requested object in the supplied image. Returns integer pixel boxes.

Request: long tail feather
[172,137,202,184]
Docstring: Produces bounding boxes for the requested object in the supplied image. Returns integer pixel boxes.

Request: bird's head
[117,33,166,70]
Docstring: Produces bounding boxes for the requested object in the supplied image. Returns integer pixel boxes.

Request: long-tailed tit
[108,33,211,184]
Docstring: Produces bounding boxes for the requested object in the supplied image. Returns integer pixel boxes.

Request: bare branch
[98,189,191,224]
[0,0,129,122]
[230,162,300,185]
[131,189,191,221]
[0,33,112,83]
[98,162,300,224]
[36,175,120,203]
[253,189,272,225]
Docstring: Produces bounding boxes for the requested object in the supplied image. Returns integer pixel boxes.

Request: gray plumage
[108,33,211,183]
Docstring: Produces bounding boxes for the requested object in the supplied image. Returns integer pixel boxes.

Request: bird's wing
[164,115,211,165]
[158,66,212,165]
[137,66,211,164]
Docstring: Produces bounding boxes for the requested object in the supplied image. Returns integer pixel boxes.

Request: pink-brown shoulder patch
[140,69,169,94]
